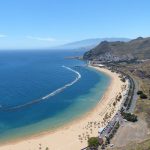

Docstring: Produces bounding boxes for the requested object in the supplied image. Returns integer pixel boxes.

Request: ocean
[0,50,110,142]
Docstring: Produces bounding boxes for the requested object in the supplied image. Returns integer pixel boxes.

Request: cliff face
[83,37,150,61]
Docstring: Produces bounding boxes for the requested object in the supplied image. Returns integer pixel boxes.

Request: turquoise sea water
[0,50,110,142]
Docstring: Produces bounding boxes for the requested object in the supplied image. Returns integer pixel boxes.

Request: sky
[0,0,150,49]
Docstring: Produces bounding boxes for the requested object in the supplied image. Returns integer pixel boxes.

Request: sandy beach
[0,66,128,150]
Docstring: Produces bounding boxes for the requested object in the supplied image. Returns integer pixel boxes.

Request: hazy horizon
[0,0,150,49]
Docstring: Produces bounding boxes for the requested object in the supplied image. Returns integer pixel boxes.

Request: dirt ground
[107,118,150,149]
[106,61,150,150]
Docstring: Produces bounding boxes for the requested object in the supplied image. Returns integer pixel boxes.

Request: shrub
[122,112,138,122]
[105,137,110,145]
[137,90,143,95]
[109,133,113,139]
[108,122,120,141]
[88,137,99,148]
[140,93,148,99]
[115,122,120,129]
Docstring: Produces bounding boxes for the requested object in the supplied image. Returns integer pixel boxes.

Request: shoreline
[0,66,128,150]
[0,65,111,145]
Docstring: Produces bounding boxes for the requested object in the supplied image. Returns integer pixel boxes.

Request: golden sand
[0,66,128,150]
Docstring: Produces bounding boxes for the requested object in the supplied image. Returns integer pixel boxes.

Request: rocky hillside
[83,37,150,61]
[57,38,130,49]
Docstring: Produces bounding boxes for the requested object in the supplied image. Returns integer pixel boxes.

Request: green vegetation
[84,49,150,149]
[122,112,138,122]
[137,90,143,95]
[109,122,120,139]
[140,93,148,99]
[105,137,110,145]
[137,90,148,99]
[88,137,99,149]
[83,37,150,60]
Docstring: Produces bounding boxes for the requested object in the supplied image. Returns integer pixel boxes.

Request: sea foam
[42,65,81,99]
[2,66,81,111]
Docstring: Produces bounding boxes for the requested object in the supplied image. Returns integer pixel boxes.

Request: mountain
[83,37,150,61]
[57,38,130,49]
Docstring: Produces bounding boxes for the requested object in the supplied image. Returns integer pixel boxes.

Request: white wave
[42,65,81,99]
[3,66,81,111]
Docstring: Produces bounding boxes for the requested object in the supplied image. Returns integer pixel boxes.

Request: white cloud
[26,36,56,42]
[0,34,7,38]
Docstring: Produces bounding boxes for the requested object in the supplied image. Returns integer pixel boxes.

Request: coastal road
[128,77,139,113]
